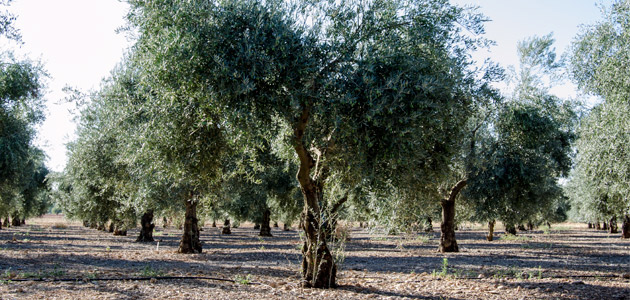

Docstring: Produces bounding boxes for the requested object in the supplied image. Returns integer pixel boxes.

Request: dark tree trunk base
[425,217,433,232]
[113,228,127,236]
[178,196,202,254]
[438,181,466,253]
[222,219,231,235]
[259,209,273,237]
[137,210,155,242]
[621,215,630,239]
[487,220,495,241]
[609,216,618,234]
[505,224,517,235]
[283,223,291,231]
[11,217,21,227]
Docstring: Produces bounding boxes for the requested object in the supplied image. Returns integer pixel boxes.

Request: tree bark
[622,215,630,239]
[21,219,25,225]
[254,223,261,230]
[439,180,467,253]
[178,194,202,254]
[137,210,155,242]
[609,216,618,234]
[486,220,495,241]
[293,106,336,288]
[283,223,291,231]
[505,223,517,235]
[3,216,9,228]
[425,217,433,232]
[517,224,527,231]
[274,221,279,228]
[587,223,592,229]
[596,221,601,230]
[259,208,272,237]
[212,220,216,227]
[11,215,21,227]
[108,222,115,233]
[113,226,127,236]
[222,219,231,234]
[603,221,609,231]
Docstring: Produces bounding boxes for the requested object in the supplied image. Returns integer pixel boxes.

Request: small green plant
[537,266,543,279]
[20,271,42,279]
[259,245,265,250]
[105,246,111,252]
[500,234,531,242]
[140,266,164,277]
[154,231,163,237]
[432,258,449,277]
[3,268,14,279]
[234,274,252,284]
[47,265,66,277]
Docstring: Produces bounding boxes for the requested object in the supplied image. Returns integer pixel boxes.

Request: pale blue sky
[4,0,607,172]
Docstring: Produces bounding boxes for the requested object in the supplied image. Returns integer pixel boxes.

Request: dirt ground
[0,215,628,300]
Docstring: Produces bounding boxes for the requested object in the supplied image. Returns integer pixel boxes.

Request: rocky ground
[0,215,628,299]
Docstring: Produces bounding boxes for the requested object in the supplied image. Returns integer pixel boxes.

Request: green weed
[140,265,165,277]
[500,234,531,242]
[234,274,252,284]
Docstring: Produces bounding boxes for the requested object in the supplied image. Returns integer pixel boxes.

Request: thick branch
[329,193,349,215]
[445,180,467,203]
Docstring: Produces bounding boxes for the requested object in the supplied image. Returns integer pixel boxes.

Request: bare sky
[5,0,605,172]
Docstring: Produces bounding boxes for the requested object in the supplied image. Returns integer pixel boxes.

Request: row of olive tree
[566,0,630,238]
[0,1,51,227]
[57,0,579,289]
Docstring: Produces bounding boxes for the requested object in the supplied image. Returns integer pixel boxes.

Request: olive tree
[126,0,492,288]
[569,0,630,238]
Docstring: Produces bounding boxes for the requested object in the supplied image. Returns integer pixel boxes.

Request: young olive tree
[465,35,576,239]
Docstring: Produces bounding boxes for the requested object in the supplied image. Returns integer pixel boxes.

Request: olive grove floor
[0,215,628,299]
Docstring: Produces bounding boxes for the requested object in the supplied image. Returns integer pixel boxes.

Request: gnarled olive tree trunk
[293,107,336,288]
[621,215,630,239]
[486,220,496,241]
[137,210,155,242]
[609,216,618,234]
[178,194,202,253]
[439,180,467,253]
[11,215,21,227]
[259,208,272,237]
[505,223,517,235]
[222,219,231,234]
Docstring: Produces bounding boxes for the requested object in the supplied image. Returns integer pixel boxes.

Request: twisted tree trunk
[137,210,155,242]
[609,216,618,234]
[505,223,517,235]
[11,215,21,227]
[425,217,433,232]
[259,208,272,237]
[439,180,467,253]
[294,107,336,288]
[486,220,495,241]
[622,215,630,239]
[222,219,231,234]
[178,194,202,254]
